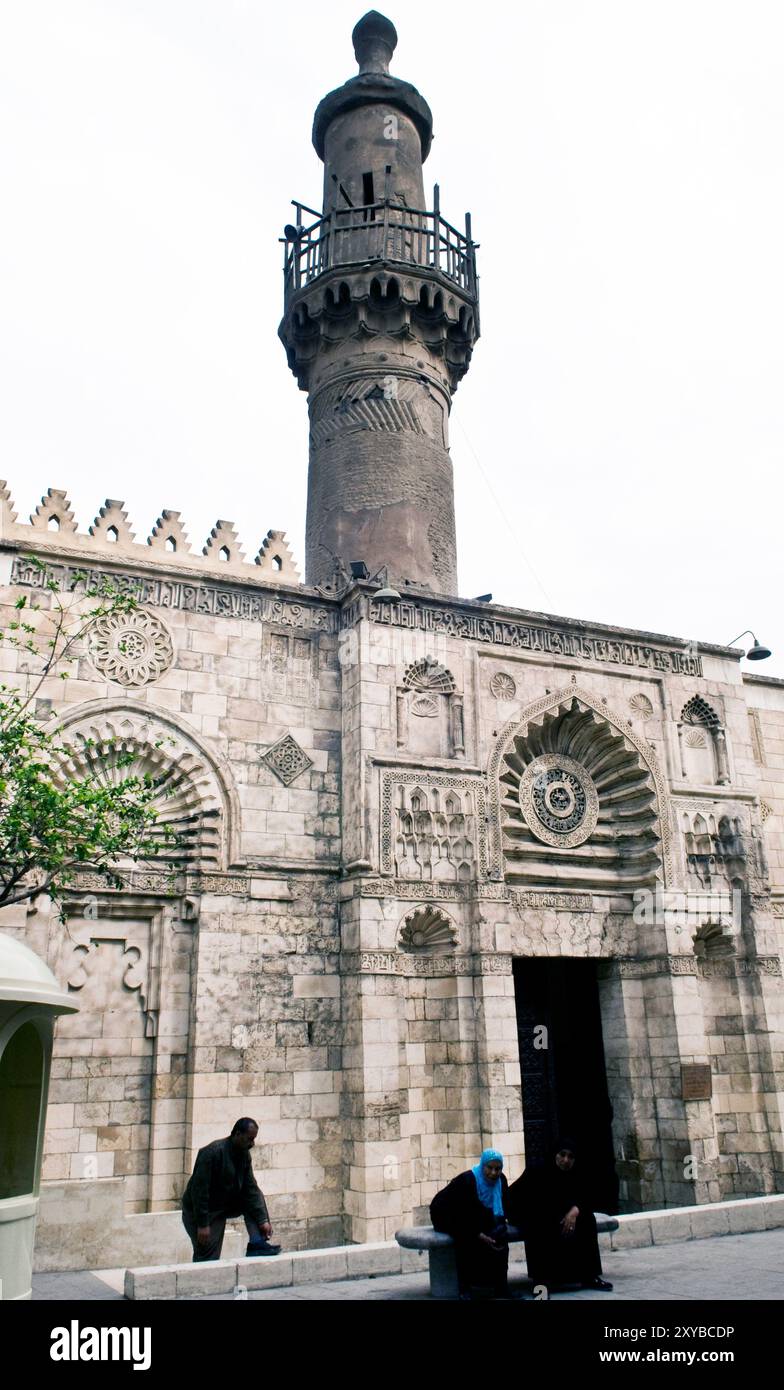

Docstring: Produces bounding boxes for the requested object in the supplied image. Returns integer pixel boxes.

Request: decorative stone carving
[402,657,456,694]
[398,906,458,952]
[254,530,301,583]
[87,609,174,686]
[490,671,517,701]
[0,479,18,525]
[147,510,192,555]
[88,499,136,548]
[618,956,698,978]
[679,695,729,786]
[202,519,246,569]
[629,692,654,720]
[397,658,463,757]
[309,375,431,446]
[682,696,720,728]
[52,707,227,869]
[410,693,439,718]
[11,557,332,629]
[30,487,78,533]
[748,710,765,765]
[490,686,665,888]
[684,730,707,748]
[693,921,736,960]
[62,922,160,1038]
[760,800,773,824]
[368,598,703,676]
[380,769,487,879]
[518,754,599,849]
[263,732,313,786]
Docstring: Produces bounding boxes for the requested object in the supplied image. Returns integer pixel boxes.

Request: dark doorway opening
[513,958,619,1214]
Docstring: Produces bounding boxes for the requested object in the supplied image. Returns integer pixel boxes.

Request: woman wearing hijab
[507,1137,613,1292]
[430,1147,510,1298]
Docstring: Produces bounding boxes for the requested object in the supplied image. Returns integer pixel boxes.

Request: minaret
[279,11,479,595]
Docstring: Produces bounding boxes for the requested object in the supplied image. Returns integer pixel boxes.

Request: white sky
[1,1,782,672]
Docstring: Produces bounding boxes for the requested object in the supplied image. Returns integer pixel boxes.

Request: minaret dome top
[352,11,397,74]
[312,11,433,161]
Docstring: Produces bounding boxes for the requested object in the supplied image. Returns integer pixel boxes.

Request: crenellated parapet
[0,483,302,585]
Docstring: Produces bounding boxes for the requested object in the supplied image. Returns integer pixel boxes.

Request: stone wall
[1,503,782,1260]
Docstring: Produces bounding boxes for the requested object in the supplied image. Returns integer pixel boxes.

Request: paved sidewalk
[32,1228,784,1301]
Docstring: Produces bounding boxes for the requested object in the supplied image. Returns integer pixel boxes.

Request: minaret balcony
[282,192,478,309]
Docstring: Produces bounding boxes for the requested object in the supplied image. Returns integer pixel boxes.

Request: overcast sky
[1,1,782,673]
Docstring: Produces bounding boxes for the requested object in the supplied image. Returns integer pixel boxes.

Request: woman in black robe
[430,1148,510,1298]
[507,1138,613,1292]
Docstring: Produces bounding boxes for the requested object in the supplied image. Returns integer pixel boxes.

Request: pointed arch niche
[487,685,672,889]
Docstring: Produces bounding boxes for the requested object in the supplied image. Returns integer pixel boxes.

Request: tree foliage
[0,559,179,910]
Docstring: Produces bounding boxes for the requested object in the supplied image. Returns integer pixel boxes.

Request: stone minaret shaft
[279,11,479,594]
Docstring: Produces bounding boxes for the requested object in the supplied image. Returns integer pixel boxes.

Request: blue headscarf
[472,1148,505,1217]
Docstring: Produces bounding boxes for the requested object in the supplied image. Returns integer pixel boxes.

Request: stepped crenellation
[0,482,301,584]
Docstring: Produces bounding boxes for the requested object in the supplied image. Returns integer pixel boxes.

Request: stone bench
[395,1215,619,1299]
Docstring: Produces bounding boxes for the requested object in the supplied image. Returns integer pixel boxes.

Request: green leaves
[0,559,181,910]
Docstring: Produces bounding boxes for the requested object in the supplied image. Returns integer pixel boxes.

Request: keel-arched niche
[50,699,238,870]
[487,685,672,888]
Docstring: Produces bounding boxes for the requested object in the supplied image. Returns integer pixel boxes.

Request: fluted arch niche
[488,686,671,889]
[51,702,235,870]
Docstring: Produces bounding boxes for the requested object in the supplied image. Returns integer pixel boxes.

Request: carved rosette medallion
[490,672,517,701]
[518,753,599,849]
[88,609,174,686]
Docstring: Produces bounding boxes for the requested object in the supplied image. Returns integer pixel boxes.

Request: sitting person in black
[507,1137,612,1292]
[430,1147,510,1299]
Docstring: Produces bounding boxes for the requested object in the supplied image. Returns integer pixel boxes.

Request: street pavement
[31,1228,784,1301]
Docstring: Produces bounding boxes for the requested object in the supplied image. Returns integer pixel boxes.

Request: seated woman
[507,1138,613,1293]
[430,1148,510,1299]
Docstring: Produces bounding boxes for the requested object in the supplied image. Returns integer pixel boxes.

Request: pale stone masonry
[0,12,782,1267]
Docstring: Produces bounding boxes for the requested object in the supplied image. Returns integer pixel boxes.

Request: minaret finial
[352,11,397,74]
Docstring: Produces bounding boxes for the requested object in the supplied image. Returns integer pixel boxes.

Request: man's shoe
[587,1276,613,1291]
[246,1239,282,1257]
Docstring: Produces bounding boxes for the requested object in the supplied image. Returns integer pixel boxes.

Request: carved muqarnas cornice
[279,269,478,392]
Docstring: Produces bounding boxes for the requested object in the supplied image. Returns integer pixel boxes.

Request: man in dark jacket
[182,1117,280,1261]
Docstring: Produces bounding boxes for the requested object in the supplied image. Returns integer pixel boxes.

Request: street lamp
[726,631,772,661]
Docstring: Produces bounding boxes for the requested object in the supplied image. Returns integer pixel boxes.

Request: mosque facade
[1,12,782,1263]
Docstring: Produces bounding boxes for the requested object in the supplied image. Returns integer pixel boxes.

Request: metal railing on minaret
[283,192,478,303]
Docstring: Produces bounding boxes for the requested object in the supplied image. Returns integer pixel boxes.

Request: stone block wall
[1,508,782,1258]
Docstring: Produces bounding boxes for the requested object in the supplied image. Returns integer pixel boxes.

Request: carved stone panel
[263,732,313,786]
[380,768,488,880]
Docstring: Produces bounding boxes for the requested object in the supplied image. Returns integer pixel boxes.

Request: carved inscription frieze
[353,879,593,910]
[341,951,512,977]
[618,956,698,978]
[9,556,335,631]
[365,598,703,676]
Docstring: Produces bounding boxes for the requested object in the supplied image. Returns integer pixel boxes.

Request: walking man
[182,1116,280,1261]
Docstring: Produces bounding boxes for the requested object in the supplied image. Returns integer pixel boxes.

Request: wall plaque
[681,1064,712,1101]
